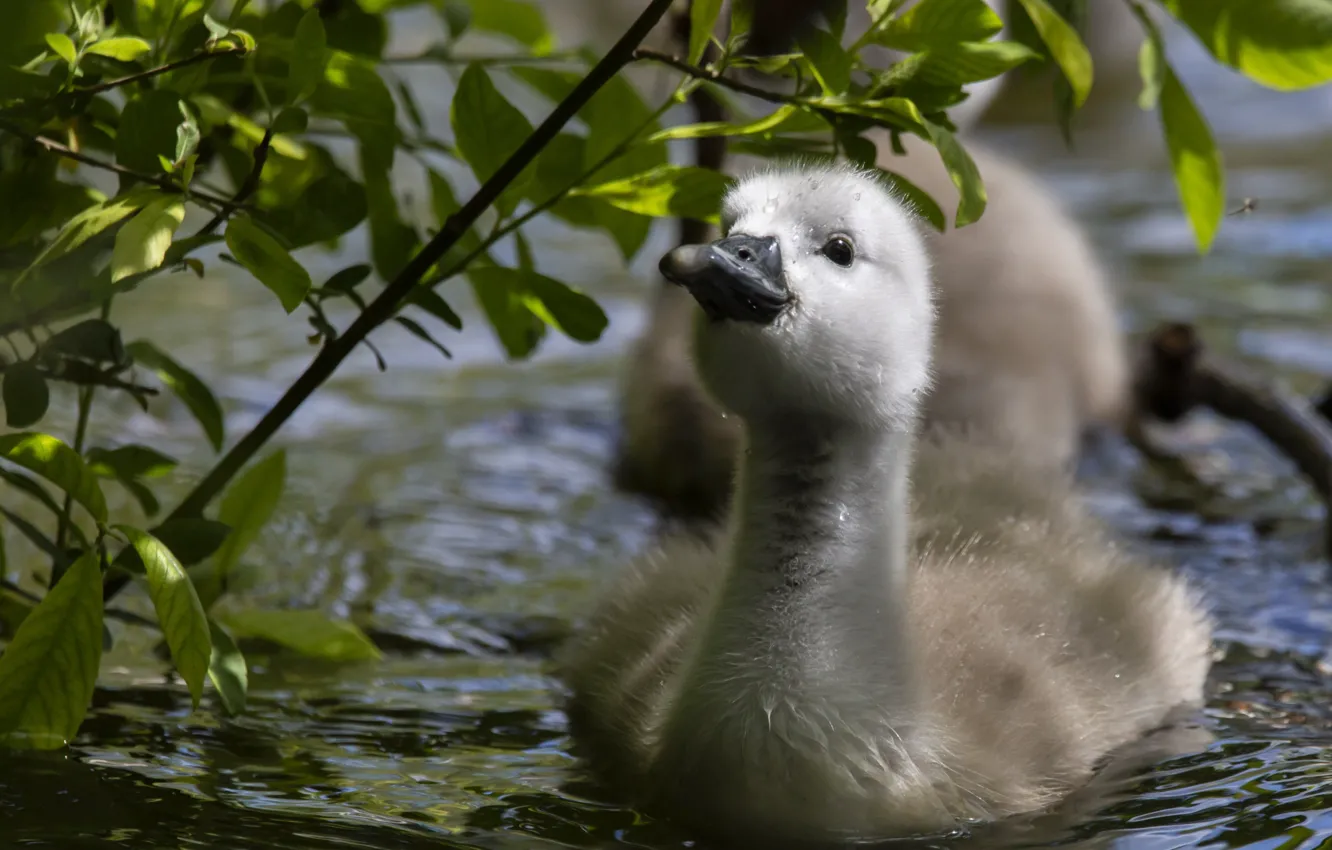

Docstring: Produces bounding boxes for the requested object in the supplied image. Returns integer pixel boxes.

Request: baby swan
[562,166,1212,843]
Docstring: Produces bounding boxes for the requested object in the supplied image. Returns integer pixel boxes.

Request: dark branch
[75,46,246,95]
[1131,322,1332,553]
[2,124,240,211]
[195,127,274,237]
[632,48,805,107]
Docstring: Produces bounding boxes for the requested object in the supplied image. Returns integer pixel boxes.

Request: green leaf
[322,264,372,296]
[272,106,308,135]
[310,50,397,171]
[798,28,853,94]
[152,518,232,567]
[647,104,802,142]
[44,32,76,65]
[407,287,463,330]
[575,165,731,223]
[43,319,125,365]
[218,609,381,662]
[1136,29,1164,110]
[110,196,186,283]
[117,90,188,175]
[1015,0,1093,107]
[469,267,608,344]
[0,433,107,523]
[288,8,328,105]
[451,64,534,214]
[923,119,987,226]
[878,0,1003,50]
[471,0,552,54]
[440,1,471,39]
[212,450,286,590]
[1160,68,1223,253]
[915,40,1042,86]
[85,36,152,61]
[469,273,547,359]
[174,102,200,165]
[879,168,947,232]
[362,152,419,281]
[224,216,312,313]
[0,551,103,750]
[19,192,151,280]
[116,526,211,710]
[394,317,451,360]
[1162,0,1332,91]
[125,340,225,452]
[3,364,49,429]
[86,445,178,480]
[0,468,66,522]
[690,0,723,63]
[207,618,247,715]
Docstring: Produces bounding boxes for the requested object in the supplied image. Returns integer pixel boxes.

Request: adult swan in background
[562,167,1211,843]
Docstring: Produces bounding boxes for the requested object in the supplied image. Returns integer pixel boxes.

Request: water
[5,6,1332,849]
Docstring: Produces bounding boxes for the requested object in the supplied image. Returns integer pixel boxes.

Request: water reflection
[5,1,1332,848]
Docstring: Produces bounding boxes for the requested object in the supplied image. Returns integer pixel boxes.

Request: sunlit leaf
[18,191,152,280]
[310,50,397,171]
[3,364,49,429]
[224,216,313,313]
[1015,0,1093,107]
[469,273,547,359]
[1136,29,1164,110]
[1160,68,1223,252]
[116,526,211,710]
[219,609,381,661]
[212,450,286,592]
[0,433,107,523]
[0,551,103,750]
[469,267,607,344]
[288,8,328,105]
[471,0,553,54]
[575,165,731,223]
[914,40,1042,86]
[923,120,987,226]
[690,0,723,63]
[647,104,801,142]
[207,618,247,715]
[1162,0,1332,90]
[44,32,76,65]
[85,36,152,61]
[877,0,1003,49]
[86,445,178,480]
[110,195,186,283]
[125,340,225,452]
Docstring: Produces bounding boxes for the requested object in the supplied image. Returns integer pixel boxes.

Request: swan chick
[563,165,1211,843]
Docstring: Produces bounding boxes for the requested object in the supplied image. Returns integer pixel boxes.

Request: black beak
[658,234,790,324]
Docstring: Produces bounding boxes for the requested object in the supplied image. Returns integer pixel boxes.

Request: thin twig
[75,46,246,95]
[2,124,240,210]
[103,0,681,603]
[0,362,159,397]
[195,127,274,237]
[632,48,807,107]
[382,50,582,66]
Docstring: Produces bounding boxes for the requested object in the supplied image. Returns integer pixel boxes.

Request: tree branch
[103,0,681,602]
[632,48,806,107]
[3,124,241,211]
[195,127,274,237]
[1131,322,1332,553]
[75,46,246,95]
[383,49,582,66]
[1,578,159,631]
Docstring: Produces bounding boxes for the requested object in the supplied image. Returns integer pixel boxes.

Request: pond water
[5,6,1332,849]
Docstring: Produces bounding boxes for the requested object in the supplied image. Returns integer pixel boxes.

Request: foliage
[0,0,1327,749]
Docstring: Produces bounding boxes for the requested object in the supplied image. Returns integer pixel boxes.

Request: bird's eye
[821,235,855,267]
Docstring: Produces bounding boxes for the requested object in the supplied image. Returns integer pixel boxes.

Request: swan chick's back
[563,165,1211,843]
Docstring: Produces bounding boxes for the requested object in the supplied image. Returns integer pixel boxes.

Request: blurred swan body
[564,167,1211,842]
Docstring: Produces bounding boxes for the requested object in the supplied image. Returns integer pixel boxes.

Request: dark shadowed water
[4,7,1332,850]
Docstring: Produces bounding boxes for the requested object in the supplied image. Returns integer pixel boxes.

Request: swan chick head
[659,164,934,432]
